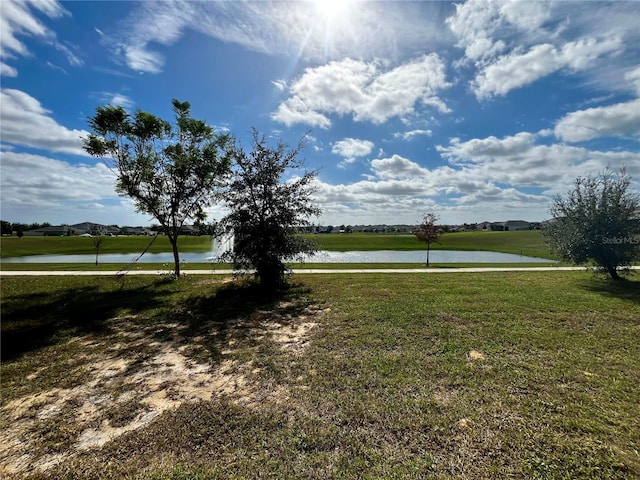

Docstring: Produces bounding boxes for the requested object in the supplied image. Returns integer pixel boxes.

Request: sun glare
[315,0,352,18]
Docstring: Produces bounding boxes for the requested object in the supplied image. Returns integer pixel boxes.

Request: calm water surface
[2,250,555,264]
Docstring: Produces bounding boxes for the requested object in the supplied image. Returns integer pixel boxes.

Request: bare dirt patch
[468,350,486,361]
[0,301,325,477]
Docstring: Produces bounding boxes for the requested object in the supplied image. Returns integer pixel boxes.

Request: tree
[92,235,105,265]
[545,168,640,280]
[83,99,232,278]
[1,221,12,236]
[219,129,320,290]
[415,212,441,266]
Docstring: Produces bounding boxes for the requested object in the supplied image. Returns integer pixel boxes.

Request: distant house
[477,221,492,231]
[104,226,122,236]
[24,225,87,236]
[487,220,531,231]
[71,222,110,235]
[179,225,200,235]
[120,226,153,236]
[503,220,531,231]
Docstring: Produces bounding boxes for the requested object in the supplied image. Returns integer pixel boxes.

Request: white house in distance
[23,222,147,236]
[23,225,87,236]
[478,220,532,231]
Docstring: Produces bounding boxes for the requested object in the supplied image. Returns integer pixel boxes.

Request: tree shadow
[1,277,313,363]
[579,276,640,304]
[180,280,314,348]
[1,279,174,362]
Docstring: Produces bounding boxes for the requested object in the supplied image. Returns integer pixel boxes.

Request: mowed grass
[1,230,556,260]
[0,235,212,258]
[0,262,556,271]
[1,272,639,478]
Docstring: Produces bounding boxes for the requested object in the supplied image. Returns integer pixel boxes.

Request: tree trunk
[170,236,181,278]
[257,260,284,291]
[607,265,620,281]
[426,242,430,267]
[95,249,99,265]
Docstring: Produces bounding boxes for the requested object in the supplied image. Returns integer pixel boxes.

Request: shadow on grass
[0,280,171,362]
[178,281,314,356]
[580,276,640,304]
[1,277,312,363]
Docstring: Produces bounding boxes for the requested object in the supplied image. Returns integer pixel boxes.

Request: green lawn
[1,272,638,478]
[1,230,557,260]
[0,235,212,258]
[0,262,565,271]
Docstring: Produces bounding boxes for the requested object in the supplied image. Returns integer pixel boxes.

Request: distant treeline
[1,221,52,236]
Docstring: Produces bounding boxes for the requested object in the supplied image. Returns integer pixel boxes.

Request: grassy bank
[0,262,563,271]
[1,230,556,260]
[0,235,212,258]
[1,272,638,478]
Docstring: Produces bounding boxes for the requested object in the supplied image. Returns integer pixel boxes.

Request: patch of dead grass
[0,300,324,477]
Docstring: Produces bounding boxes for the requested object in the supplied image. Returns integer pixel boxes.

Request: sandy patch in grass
[433,386,458,407]
[468,350,486,361]
[0,303,323,476]
[265,321,318,352]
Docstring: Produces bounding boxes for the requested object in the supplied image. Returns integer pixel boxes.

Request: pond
[1,250,555,264]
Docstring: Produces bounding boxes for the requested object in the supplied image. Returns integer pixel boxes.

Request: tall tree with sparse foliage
[415,212,441,267]
[219,129,320,290]
[545,168,640,280]
[83,99,232,278]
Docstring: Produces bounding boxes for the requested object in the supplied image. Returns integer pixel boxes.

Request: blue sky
[1,0,639,227]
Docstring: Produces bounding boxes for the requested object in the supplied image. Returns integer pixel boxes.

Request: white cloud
[394,129,432,141]
[106,1,191,73]
[359,56,451,122]
[473,37,623,99]
[0,89,89,156]
[271,79,287,91]
[46,61,67,75]
[447,0,638,99]
[0,0,71,76]
[331,138,374,165]
[310,157,551,225]
[370,155,430,180]
[446,0,550,64]
[1,62,18,77]
[54,41,83,67]
[122,45,164,74]
[272,58,373,127]
[0,150,159,225]
[439,132,538,163]
[454,184,548,206]
[308,129,640,225]
[273,55,450,127]
[110,1,452,73]
[272,100,331,129]
[110,93,134,109]
[0,150,116,207]
[625,66,640,95]
[97,92,135,110]
[554,99,640,143]
[437,132,640,189]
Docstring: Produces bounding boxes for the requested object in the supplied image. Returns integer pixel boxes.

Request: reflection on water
[2,250,555,264]
[308,250,555,263]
